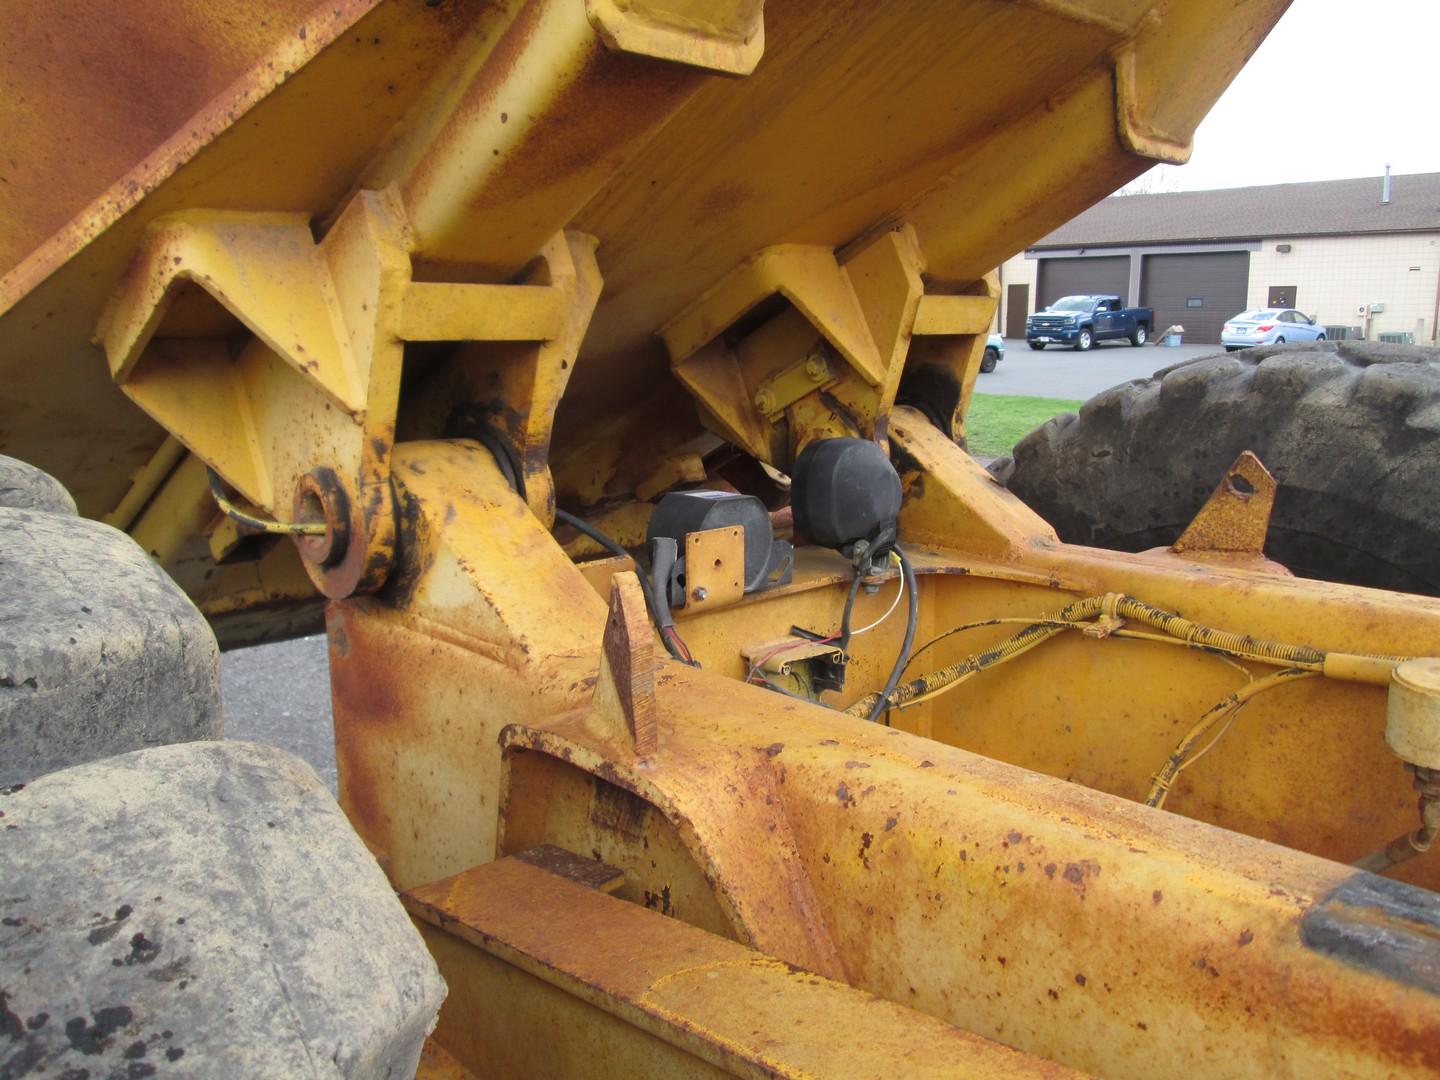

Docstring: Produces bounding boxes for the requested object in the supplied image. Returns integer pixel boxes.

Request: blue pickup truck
[1025,295,1153,351]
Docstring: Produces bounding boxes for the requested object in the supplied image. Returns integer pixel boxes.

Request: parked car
[1221,309,1326,351]
[981,333,1004,372]
[1025,295,1153,351]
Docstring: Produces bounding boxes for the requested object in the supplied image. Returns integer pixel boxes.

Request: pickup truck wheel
[1074,328,1093,351]
[988,340,1440,595]
[980,347,999,373]
[1028,341,1046,351]
[1129,325,1148,347]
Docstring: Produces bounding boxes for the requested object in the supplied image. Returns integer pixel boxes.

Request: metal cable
[206,468,325,536]
[865,544,919,723]
[554,508,696,666]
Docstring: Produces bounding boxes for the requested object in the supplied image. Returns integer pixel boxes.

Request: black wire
[902,618,1011,677]
[554,508,695,666]
[866,544,919,724]
[837,568,868,652]
[649,536,681,632]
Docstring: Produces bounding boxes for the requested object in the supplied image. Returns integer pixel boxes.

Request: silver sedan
[1221,309,1327,351]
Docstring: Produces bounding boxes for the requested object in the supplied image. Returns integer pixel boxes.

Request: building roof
[1032,172,1440,250]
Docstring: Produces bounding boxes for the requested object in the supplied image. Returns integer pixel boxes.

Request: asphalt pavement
[979,337,1220,400]
[222,634,337,792]
[221,335,1230,783]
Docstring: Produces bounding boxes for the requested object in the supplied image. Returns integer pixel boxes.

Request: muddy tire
[989,340,1440,595]
[1,742,446,1078]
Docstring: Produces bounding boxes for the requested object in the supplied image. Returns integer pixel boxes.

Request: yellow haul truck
[3,2,1440,1077]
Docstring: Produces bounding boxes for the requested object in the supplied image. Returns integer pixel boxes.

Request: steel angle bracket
[659,227,993,464]
[99,184,601,593]
[96,190,411,598]
[586,0,765,76]
[401,230,603,526]
[1168,450,1294,574]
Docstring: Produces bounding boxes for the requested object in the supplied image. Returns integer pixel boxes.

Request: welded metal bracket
[1172,451,1276,556]
[589,572,660,757]
[97,190,411,598]
[659,226,995,465]
[98,188,599,593]
[586,0,765,75]
[1114,45,1193,165]
[410,230,603,524]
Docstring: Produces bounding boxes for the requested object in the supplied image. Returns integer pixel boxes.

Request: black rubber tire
[1074,327,1093,352]
[1029,341,1046,351]
[1130,324,1148,347]
[1274,336,1285,345]
[980,347,999,373]
[988,340,1440,595]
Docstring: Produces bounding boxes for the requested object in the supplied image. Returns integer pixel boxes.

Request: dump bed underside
[1,0,1278,537]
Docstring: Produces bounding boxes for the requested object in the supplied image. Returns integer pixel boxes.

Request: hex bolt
[754,390,776,414]
[691,586,709,603]
[805,356,828,381]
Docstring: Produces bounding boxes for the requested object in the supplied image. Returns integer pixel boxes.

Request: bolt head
[805,356,827,381]
[754,390,776,413]
[691,586,708,602]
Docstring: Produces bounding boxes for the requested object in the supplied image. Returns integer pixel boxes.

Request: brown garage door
[1036,255,1130,309]
[1140,251,1250,344]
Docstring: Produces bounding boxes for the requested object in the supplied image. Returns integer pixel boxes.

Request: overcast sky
[1122,0,1440,193]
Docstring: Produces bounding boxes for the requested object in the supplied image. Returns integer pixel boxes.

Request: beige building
[997,173,1440,345]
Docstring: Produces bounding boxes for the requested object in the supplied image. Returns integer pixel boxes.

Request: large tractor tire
[0,456,222,786]
[989,340,1440,595]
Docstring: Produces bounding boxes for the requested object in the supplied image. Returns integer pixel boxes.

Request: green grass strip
[965,394,1083,459]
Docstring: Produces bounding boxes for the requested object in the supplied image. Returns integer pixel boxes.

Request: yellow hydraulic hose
[1145,668,1320,808]
[844,592,1405,719]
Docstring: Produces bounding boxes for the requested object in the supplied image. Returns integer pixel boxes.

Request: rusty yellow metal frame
[404,852,1084,1078]
[328,438,1440,1078]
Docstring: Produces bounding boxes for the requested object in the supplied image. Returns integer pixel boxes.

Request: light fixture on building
[1275,244,1292,253]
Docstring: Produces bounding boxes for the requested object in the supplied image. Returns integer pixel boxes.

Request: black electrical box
[647,491,792,603]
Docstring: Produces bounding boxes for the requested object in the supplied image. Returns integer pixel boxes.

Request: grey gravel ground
[220,340,1226,781]
[222,634,337,792]
[979,338,1218,400]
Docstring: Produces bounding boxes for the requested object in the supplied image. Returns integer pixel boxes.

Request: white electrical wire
[849,553,905,637]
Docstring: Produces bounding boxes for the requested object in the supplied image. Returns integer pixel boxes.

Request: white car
[980,333,1004,373]
[1221,309,1327,351]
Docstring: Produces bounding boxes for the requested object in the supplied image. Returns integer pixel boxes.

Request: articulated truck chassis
[3,2,1440,1076]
